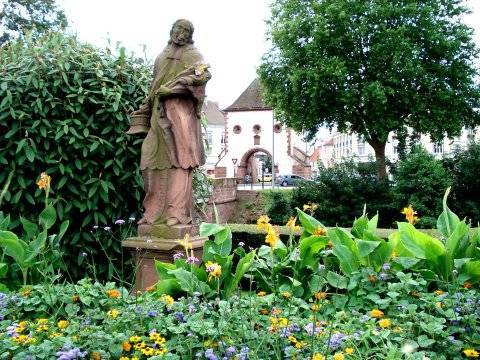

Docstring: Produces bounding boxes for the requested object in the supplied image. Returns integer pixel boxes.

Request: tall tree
[259,0,480,179]
[0,0,67,46]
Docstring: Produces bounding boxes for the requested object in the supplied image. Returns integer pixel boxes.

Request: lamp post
[232,158,238,182]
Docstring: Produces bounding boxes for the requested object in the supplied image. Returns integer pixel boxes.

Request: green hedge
[0,34,149,278]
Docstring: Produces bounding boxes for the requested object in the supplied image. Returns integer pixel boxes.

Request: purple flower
[147,310,158,318]
[382,263,391,271]
[187,256,199,265]
[115,219,125,225]
[304,322,322,336]
[224,346,236,358]
[188,303,196,313]
[173,311,185,322]
[205,349,218,360]
[327,332,345,350]
[103,226,111,231]
[56,344,87,360]
[238,347,249,360]
[279,327,292,337]
[173,252,184,260]
[379,272,388,280]
[360,315,370,323]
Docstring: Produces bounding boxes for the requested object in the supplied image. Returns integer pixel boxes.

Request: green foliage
[0,33,150,278]
[259,0,480,178]
[0,0,67,46]
[154,223,256,299]
[393,146,452,228]
[291,161,396,227]
[264,190,293,225]
[444,141,480,224]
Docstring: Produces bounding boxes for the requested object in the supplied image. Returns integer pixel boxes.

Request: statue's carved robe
[132,43,210,225]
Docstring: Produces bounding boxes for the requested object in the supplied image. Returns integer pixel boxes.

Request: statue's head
[169,19,194,46]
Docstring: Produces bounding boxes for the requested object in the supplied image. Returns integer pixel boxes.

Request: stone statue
[127,19,211,227]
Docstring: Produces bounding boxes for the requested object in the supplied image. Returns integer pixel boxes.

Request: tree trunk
[369,139,388,180]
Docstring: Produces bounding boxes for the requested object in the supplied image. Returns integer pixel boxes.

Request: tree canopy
[259,0,480,178]
[0,0,67,46]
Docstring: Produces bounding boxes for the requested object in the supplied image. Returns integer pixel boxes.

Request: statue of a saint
[127,19,211,227]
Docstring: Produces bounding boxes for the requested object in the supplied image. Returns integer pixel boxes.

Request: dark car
[275,174,307,187]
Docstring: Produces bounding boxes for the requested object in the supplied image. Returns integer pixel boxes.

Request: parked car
[275,174,307,187]
[259,173,273,182]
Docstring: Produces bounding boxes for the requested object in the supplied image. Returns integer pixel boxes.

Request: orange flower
[257,291,267,297]
[122,341,132,352]
[401,205,419,224]
[259,309,269,315]
[37,172,51,190]
[72,294,80,303]
[314,292,327,300]
[106,289,120,298]
[368,274,377,283]
[464,282,473,289]
[370,309,384,318]
[313,226,326,236]
[91,352,101,360]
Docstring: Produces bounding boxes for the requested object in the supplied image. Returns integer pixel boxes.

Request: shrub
[392,146,452,228]
[0,33,149,278]
[264,189,293,225]
[444,141,480,225]
[290,161,396,227]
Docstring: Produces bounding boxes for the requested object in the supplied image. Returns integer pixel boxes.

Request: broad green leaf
[57,220,70,241]
[155,261,177,280]
[393,257,420,269]
[332,244,359,275]
[0,263,8,278]
[299,235,328,268]
[368,214,379,233]
[39,205,56,230]
[26,229,47,263]
[461,260,480,283]
[357,239,381,258]
[199,223,226,237]
[155,278,182,295]
[437,187,460,238]
[351,216,368,238]
[326,271,348,289]
[20,216,38,241]
[0,230,27,266]
[296,208,326,234]
[169,268,212,295]
[445,221,469,259]
[224,251,255,297]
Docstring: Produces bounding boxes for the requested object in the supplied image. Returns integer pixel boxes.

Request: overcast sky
[60,0,480,109]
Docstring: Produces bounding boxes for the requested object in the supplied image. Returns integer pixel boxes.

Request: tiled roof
[203,100,226,125]
[224,79,272,112]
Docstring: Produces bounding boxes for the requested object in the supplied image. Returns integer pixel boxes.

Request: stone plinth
[123,224,206,291]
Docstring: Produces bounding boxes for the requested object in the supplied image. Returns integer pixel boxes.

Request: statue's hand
[155,85,172,97]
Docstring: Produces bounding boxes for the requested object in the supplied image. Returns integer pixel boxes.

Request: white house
[202,100,227,176]
[215,79,318,182]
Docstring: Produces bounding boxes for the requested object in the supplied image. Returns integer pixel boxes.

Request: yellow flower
[401,205,419,224]
[120,357,129,360]
[141,347,155,356]
[286,217,301,231]
[91,352,101,360]
[107,309,119,318]
[257,291,267,297]
[177,233,192,250]
[434,289,444,296]
[314,292,327,300]
[205,261,222,281]
[265,225,279,248]
[464,348,480,358]
[435,302,443,308]
[281,291,291,299]
[155,348,168,355]
[20,289,31,297]
[311,304,321,312]
[370,309,384,318]
[129,335,141,343]
[288,335,298,344]
[378,318,391,328]
[257,215,271,231]
[333,352,345,360]
[50,332,61,338]
[57,320,69,329]
[106,289,120,298]
[312,354,325,360]
[146,285,156,292]
[37,318,48,325]
[303,203,318,213]
[345,347,354,355]
[122,341,132,352]
[161,294,174,307]
[37,172,51,190]
[312,225,326,236]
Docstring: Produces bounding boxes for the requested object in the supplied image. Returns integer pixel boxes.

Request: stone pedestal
[122,224,206,291]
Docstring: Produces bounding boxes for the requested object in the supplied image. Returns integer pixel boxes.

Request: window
[358,142,365,156]
[254,135,260,145]
[433,141,443,154]
[233,125,242,134]
[274,123,282,133]
[221,132,225,144]
[253,124,261,134]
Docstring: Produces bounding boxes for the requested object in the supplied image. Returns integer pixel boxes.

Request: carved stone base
[122,224,206,291]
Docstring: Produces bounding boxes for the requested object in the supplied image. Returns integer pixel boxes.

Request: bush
[290,161,396,227]
[444,141,480,225]
[392,146,452,228]
[264,190,293,225]
[0,33,149,278]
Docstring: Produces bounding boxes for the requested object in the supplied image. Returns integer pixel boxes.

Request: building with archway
[216,79,317,182]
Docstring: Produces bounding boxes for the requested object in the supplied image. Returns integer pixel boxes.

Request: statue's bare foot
[137,217,148,225]
[166,217,180,226]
